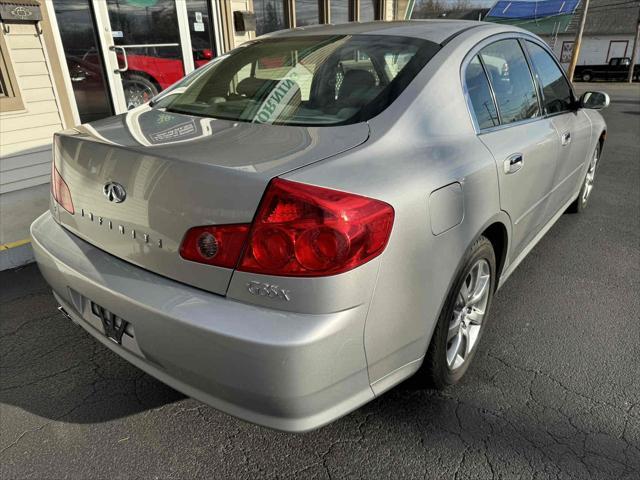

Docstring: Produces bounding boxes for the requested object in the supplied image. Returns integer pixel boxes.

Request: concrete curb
[0,239,34,271]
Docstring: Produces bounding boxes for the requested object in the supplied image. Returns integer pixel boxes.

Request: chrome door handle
[504,153,523,174]
[109,45,128,73]
[561,131,571,146]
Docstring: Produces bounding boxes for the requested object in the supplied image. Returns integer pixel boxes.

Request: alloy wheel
[124,80,155,110]
[446,258,491,370]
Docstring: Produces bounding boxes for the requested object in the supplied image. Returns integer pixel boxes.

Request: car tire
[122,73,159,110]
[582,72,592,82]
[419,235,496,389]
[568,144,600,213]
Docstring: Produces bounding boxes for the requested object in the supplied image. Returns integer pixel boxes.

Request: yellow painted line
[0,238,31,251]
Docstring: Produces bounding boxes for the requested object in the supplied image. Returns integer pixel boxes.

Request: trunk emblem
[103,182,127,203]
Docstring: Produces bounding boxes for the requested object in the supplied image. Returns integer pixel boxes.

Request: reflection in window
[158,35,433,126]
[525,41,573,114]
[53,0,113,123]
[295,0,321,26]
[480,39,540,124]
[186,0,217,67]
[254,0,288,36]
[330,1,350,24]
[359,0,377,22]
[465,56,499,129]
[106,0,180,45]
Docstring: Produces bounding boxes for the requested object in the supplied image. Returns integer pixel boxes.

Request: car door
[467,38,561,258]
[524,40,592,213]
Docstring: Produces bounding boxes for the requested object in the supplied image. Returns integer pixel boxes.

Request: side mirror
[579,91,610,110]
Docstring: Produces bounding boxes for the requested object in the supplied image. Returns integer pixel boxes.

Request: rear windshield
[154,35,440,126]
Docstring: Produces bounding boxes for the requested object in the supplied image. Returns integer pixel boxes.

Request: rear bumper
[31,212,374,432]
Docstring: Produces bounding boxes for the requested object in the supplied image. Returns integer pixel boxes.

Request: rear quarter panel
[284,27,509,389]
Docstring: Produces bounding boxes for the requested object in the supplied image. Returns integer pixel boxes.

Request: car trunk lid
[54,107,369,294]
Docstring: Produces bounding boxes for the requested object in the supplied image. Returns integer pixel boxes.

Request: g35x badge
[247,281,291,301]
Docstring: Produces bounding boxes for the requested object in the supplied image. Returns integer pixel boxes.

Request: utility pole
[628,8,640,83]
[567,0,590,82]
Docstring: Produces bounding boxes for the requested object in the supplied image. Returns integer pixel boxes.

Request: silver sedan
[32,20,608,432]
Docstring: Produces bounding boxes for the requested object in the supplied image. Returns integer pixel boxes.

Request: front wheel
[419,236,496,389]
[568,145,600,213]
[582,71,592,82]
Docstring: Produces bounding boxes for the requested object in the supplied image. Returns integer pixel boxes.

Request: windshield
[154,35,440,126]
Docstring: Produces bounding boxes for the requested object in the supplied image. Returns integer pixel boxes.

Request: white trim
[210,0,226,55]
[41,0,81,126]
[93,1,127,113]
[176,0,196,74]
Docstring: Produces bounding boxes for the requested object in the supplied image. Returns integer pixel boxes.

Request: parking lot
[1,83,639,480]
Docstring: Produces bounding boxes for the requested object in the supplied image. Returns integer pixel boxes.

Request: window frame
[288,1,384,27]
[521,38,577,118]
[461,32,577,135]
[0,28,25,112]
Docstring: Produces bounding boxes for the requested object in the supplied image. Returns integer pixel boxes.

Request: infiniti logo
[103,182,126,203]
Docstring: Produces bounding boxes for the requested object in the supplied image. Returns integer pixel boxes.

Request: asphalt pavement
[1,83,639,480]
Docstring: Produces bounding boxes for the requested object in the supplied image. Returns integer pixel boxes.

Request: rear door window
[525,41,573,114]
[464,55,499,130]
[479,39,541,125]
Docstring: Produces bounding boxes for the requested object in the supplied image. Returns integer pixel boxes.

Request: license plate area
[91,302,131,345]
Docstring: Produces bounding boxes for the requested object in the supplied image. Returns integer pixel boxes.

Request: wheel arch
[123,69,162,92]
[598,129,606,151]
[481,221,509,282]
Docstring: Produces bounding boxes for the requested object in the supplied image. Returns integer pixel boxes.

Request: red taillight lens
[180,224,249,268]
[51,161,74,214]
[238,179,394,277]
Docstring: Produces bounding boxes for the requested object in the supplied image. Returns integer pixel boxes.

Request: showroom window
[295,0,322,26]
[254,0,288,36]
[330,1,351,23]
[359,0,378,21]
[253,1,385,34]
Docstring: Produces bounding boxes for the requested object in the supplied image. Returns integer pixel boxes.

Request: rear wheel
[582,71,592,82]
[420,236,496,389]
[568,145,600,213]
[123,73,159,110]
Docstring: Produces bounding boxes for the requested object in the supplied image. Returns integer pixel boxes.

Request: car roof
[263,20,493,45]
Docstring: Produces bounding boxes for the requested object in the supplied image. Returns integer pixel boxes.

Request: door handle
[561,131,571,146]
[504,153,524,174]
[109,45,128,74]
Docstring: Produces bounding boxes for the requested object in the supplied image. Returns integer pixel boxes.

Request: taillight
[179,224,249,268]
[179,179,394,276]
[239,179,394,277]
[51,161,74,214]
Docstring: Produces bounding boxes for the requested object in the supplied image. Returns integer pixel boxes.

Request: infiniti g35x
[32,21,608,432]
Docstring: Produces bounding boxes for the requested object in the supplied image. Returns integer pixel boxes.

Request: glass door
[53,0,114,123]
[54,0,222,120]
[95,0,186,111]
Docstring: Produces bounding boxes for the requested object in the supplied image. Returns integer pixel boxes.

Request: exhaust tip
[57,305,72,321]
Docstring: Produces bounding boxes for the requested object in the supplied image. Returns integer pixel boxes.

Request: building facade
[0,0,412,269]
[484,0,640,69]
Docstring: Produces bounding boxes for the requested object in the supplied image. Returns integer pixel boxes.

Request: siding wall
[544,33,639,66]
[0,23,64,194]
[230,0,254,48]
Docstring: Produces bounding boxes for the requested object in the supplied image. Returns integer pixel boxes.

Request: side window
[479,39,541,124]
[525,41,573,114]
[464,56,499,129]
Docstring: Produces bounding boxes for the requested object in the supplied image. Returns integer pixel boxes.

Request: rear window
[154,35,440,126]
